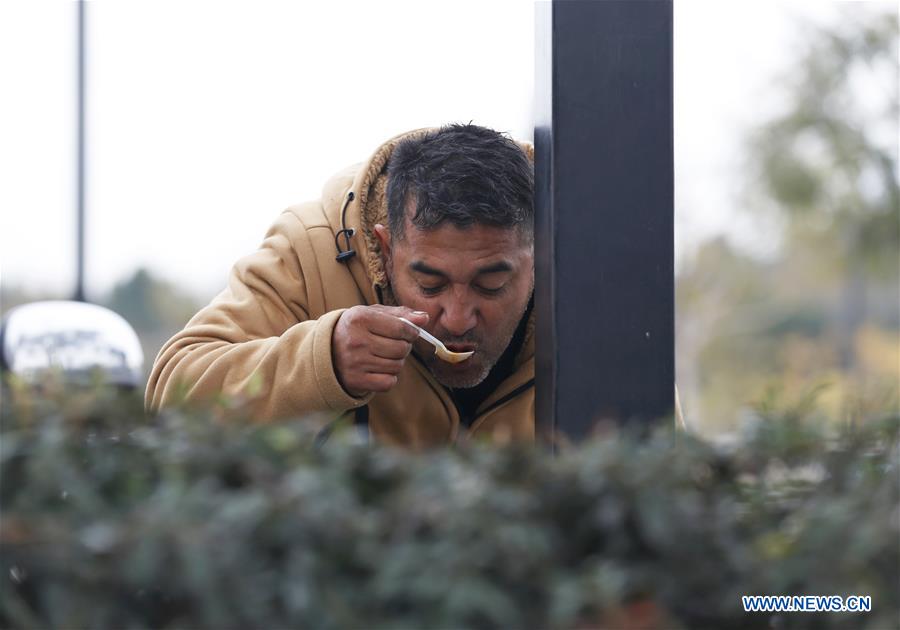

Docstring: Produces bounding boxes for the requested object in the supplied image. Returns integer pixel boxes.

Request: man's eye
[420,285,444,296]
[476,285,506,296]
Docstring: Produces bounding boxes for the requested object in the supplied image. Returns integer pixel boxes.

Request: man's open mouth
[445,342,476,353]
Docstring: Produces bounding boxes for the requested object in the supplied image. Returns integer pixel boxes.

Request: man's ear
[373,223,392,268]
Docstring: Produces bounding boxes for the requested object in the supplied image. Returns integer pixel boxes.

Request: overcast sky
[0,1,891,301]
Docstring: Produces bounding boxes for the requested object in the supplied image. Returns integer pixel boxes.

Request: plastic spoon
[398,317,474,364]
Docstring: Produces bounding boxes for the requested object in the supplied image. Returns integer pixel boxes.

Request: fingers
[368,316,419,343]
[332,305,432,398]
[365,306,429,343]
[368,335,413,360]
[350,359,404,394]
[359,356,406,376]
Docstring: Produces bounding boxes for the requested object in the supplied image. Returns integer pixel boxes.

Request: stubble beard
[417,298,527,389]
[385,258,533,390]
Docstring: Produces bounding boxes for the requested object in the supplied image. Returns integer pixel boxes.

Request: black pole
[75,0,86,302]
[535,0,674,441]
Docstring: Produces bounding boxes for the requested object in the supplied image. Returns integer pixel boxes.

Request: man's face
[375,219,534,388]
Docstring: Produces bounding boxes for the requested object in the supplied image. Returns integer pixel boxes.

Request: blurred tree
[103,268,198,334]
[746,9,899,370]
[102,268,201,380]
[678,9,899,434]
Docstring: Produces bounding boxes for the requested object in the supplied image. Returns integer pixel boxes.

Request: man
[146,124,536,448]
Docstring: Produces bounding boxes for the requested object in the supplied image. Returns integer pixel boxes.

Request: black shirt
[449,295,533,428]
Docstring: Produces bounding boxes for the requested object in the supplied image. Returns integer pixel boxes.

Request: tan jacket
[146,129,536,448]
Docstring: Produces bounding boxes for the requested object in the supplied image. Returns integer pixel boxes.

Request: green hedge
[1,384,897,629]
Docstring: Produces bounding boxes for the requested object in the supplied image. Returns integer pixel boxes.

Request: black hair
[385,123,533,241]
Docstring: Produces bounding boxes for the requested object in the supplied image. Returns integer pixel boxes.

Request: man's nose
[439,295,477,337]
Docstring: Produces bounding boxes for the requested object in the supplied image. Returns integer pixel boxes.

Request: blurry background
[1,1,897,436]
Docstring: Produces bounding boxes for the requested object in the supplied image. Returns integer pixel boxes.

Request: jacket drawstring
[334,191,356,262]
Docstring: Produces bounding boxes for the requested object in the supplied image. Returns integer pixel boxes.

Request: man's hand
[332,305,429,397]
